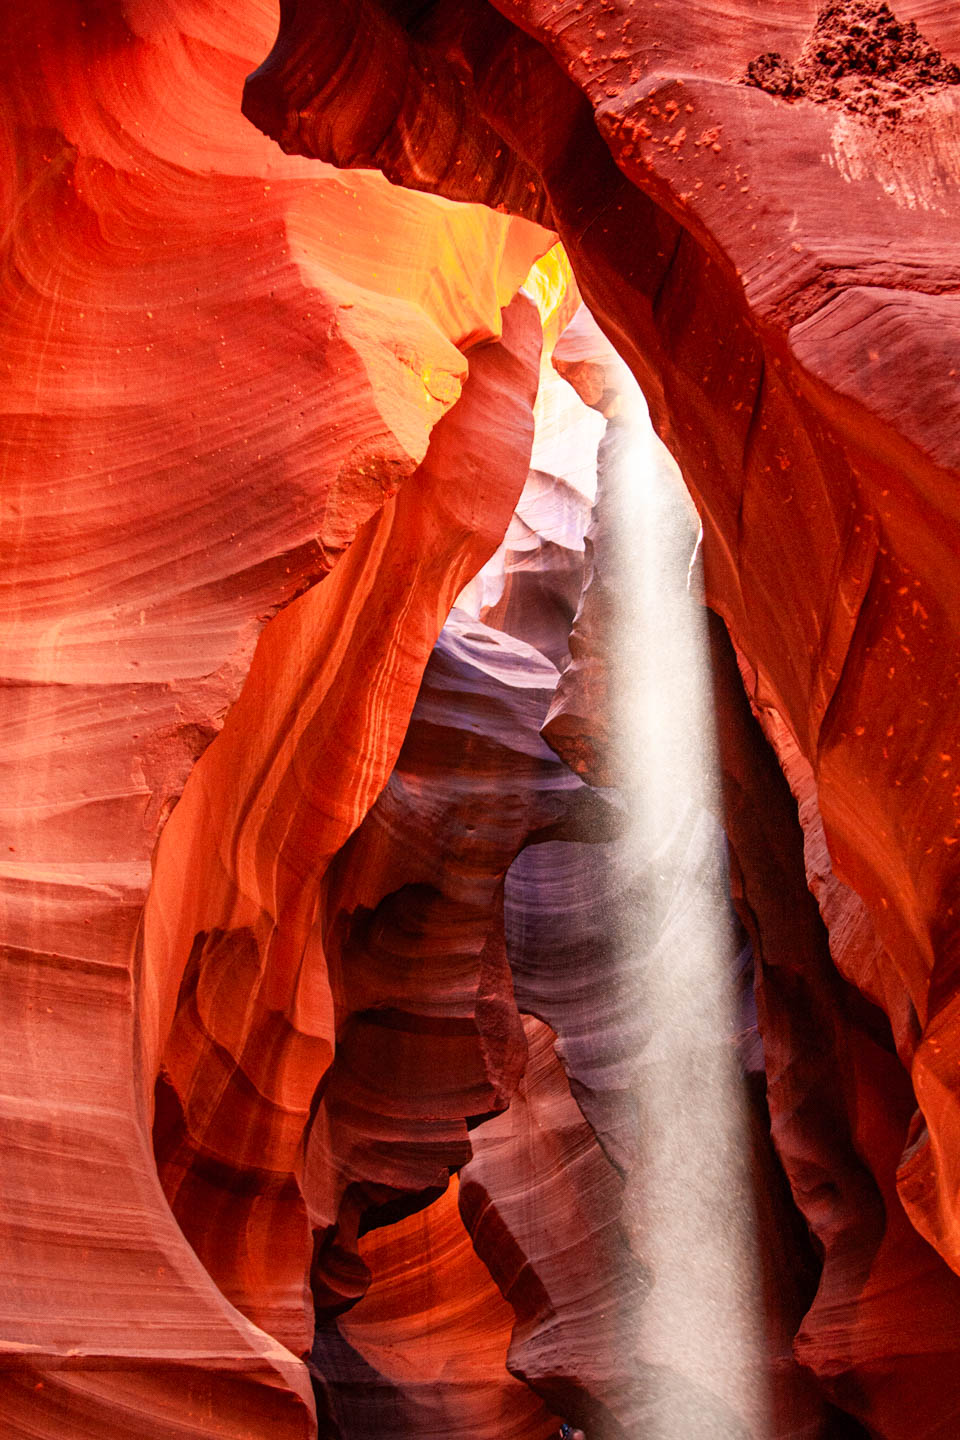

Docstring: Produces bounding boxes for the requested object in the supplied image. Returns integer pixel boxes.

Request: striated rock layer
[147,291,542,1360]
[243,3,960,1435]
[303,601,602,1437]
[0,3,552,1436]
[7,1,960,1439]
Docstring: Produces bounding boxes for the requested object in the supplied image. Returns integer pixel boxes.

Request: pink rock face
[284,610,584,1434]
[460,1014,645,1438]
[539,304,665,786]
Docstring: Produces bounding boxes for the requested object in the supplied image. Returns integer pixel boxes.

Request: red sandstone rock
[539,305,663,786]
[298,599,608,1428]
[148,294,543,1360]
[9,0,960,1437]
[460,1014,645,1439]
[243,5,960,1433]
[0,3,551,1433]
[709,613,960,1440]
[459,257,601,673]
[316,1170,560,1438]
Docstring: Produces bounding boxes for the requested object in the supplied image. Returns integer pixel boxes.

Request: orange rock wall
[0,3,550,1435]
[243,3,960,1435]
[149,295,542,1358]
[7,2,960,1439]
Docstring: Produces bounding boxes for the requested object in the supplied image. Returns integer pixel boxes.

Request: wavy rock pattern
[243,4,960,1435]
[709,615,960,1439]
[458,248,601,673]
[298,593,611,1431]
[539,310,960,1437]
[370,414,779,1438]
[461,1014,644,1438]
[0,3,550,1435]
[539,305,650,785]
[320,1175,559,1440]
[9,2,960,1439]
[148,294,542,1360]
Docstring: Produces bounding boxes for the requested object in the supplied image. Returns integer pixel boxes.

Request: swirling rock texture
[243,2,960,1437]
[146,288,543,1353]
[459,247,604,673]
[7,1,960,1439]
[303,606,604,1437]
[0,1,551,1435]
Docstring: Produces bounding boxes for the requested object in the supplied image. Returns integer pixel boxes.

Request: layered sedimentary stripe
[147,297,543,1360]
[0,3,550,1433]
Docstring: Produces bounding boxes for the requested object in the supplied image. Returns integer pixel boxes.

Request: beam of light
[606,372,770,1440]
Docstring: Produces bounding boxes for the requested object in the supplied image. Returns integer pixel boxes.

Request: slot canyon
[3,1,960,1437]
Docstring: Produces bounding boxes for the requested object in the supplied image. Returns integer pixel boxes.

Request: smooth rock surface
[7,2,960,1438]
[0,3,549,1433]
[242,6,960,1432]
